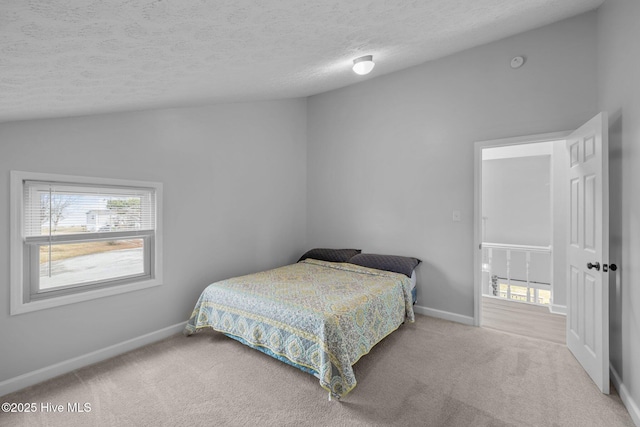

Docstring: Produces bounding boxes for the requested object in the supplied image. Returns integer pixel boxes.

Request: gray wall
[482,155,551,246]
[598,0,640,416]
[307,12,598,318]
[0,100,308,382]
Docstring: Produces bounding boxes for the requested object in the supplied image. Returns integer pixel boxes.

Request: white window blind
[24,180,156,238]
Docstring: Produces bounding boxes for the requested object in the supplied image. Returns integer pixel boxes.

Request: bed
[184,250,419,399]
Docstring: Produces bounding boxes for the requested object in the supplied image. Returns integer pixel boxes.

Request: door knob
[587,262,601,271]
[604,263,618,272]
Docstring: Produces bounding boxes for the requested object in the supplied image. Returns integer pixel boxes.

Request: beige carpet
[0,315,634,427]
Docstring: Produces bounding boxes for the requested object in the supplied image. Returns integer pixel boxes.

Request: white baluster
[526,251,531,303]
[488,248,493,295]
[506,250,511,300]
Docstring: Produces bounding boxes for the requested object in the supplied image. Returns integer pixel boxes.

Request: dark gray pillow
[348,253,421,278]
[298,248,362,263]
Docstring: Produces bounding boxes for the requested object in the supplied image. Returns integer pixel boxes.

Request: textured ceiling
[0,0,603,123]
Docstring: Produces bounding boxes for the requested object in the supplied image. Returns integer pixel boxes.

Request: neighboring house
[85,210,113,232]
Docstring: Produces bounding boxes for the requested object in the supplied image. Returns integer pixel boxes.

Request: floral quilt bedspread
[184,258,415,398]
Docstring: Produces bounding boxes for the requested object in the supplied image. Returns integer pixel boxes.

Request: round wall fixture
[510,56,525,69]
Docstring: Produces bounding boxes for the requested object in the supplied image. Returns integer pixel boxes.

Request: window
[10,171,163,315]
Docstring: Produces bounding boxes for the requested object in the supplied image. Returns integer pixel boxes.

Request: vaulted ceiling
[0,0,603,123]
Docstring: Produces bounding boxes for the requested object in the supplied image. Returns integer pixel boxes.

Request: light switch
[452,210,461,222]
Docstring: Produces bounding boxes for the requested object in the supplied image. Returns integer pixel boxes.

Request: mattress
[184,259,415,398]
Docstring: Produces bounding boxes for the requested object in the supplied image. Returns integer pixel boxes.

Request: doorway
[473,132,570,343]
[474,114,611,394]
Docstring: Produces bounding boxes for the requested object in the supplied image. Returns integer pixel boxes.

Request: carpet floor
[0,315,634,427]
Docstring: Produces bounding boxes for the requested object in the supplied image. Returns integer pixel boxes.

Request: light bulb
[352,55,375,75]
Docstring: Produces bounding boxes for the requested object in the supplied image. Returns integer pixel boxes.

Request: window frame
[10,171,163,315]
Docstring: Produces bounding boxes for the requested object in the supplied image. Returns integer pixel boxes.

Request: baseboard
[549,304,567,315]
[0,321,188,398]
[413,304,475,326]
[611,364,640,427]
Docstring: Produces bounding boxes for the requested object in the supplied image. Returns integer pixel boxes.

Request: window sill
[10,276,162,315]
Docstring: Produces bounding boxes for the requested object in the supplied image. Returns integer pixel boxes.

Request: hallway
[481,296,566,344]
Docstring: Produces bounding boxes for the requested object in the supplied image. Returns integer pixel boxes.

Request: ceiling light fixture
[352,55,375,75]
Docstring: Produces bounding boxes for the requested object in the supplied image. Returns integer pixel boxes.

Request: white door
[566,112,610,394]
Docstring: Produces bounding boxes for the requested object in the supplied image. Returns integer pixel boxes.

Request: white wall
[0,99,308,383]
[307,12,598,318]
[551,140,569,312]
[482,155,551,246]
[480,154,552,304]
[597,0,640,422]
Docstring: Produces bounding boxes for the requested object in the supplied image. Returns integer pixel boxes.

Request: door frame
[473,131,571,327]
